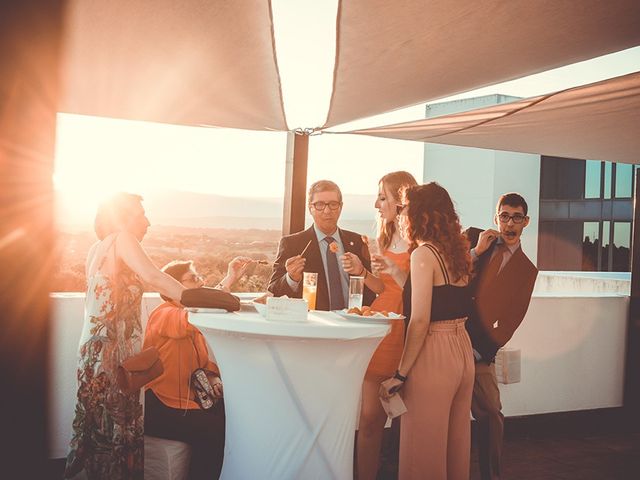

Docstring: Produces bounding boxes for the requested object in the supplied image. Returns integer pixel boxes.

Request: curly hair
[377,171,418,251]
[404,183,471,282]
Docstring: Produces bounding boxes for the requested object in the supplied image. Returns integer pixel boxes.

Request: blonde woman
[342,171,417,480]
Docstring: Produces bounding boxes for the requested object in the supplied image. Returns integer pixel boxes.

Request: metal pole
[282,131,309,235]
[624,168,640,427]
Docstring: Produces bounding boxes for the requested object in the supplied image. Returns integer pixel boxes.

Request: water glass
[302,272,318,310]
[348,276,364,309]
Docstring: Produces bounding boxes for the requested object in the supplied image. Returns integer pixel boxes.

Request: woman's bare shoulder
[410,244,439,265]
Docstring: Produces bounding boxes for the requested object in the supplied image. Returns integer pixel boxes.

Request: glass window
[612,222,631,271]
[584,160,601,199]
[582,222,599,271]
[601,221,611,271]
[603,162,612,199]
[615,163,633,198]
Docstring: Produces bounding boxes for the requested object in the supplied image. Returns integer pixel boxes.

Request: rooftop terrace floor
[378,408,639,480]
[48,409,639,479]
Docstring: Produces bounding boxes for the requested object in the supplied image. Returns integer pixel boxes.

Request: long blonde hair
[377,171,418,251]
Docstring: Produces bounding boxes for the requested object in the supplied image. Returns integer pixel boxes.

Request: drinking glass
[348,276,364,309]
[366,236,382,275]
[302,272,318,310]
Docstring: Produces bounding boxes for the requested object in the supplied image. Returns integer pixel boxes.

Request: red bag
[116,347,164,394]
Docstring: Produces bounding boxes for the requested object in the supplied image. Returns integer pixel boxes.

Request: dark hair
[94,192,144,240]
[159,260,193,301]
[378,171,418,250]
[404,182,471,282]
[308,180,342,203]
[496,192,528,216]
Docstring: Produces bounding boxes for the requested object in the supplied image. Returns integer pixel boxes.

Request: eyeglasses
[497,213,527,224]
[181,273,204,283]
[310,201,342,211]
[395,204,408,215]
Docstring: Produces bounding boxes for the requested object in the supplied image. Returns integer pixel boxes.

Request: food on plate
[253,292,273,305]
[347,306,390,317]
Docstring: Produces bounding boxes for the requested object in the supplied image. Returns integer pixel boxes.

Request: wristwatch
[393,370,408,382]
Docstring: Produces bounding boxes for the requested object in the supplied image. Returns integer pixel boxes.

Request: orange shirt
[143,301,219,410]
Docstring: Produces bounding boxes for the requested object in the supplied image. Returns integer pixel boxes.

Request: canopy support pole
[625,168,640,427]
[282,131,309,235]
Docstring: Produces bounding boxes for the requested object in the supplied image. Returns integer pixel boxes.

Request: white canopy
[59,0,287,131]
[337,72,640,164]
[323,0,640,127]
[58,0,640,158]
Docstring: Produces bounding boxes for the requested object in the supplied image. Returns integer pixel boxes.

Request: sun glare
[53,113,290,228]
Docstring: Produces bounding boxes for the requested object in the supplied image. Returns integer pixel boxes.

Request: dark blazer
[268,225,374,311]
[465,227,538,363]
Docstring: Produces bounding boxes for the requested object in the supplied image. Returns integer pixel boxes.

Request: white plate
[332,309,404,323]
[185,307,227,314]
[236,292,261,302]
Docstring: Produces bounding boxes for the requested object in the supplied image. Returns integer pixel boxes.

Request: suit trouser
[471,362,503,480]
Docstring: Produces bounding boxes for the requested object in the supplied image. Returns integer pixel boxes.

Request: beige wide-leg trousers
[399,319,474,480]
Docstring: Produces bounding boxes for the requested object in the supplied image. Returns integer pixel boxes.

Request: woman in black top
[380,182,474,480]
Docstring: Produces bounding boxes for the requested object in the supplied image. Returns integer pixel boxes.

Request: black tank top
[403,244,471,322]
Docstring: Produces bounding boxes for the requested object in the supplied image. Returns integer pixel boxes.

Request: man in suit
[465,193,538,480]
[269,180,374,311]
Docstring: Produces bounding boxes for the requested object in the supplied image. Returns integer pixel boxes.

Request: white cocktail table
[189,309,390,480]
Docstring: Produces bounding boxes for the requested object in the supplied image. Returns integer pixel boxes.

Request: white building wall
[423,95,541,265]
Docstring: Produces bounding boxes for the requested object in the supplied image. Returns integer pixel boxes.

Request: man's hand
[476,229,501,256]
[285,255,306,282]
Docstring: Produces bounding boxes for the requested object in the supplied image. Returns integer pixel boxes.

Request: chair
[144,435,191,480]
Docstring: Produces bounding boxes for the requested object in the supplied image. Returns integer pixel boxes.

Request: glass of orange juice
[302,272,318,310]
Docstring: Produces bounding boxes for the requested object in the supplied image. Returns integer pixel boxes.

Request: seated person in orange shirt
[143,257,251,480]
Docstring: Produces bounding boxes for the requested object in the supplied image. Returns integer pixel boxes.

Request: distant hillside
[56,189,378,234]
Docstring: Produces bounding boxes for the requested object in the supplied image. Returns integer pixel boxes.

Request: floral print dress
[65,235,144,479]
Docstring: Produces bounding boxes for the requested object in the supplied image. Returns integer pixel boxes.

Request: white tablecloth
[189,309,390,480]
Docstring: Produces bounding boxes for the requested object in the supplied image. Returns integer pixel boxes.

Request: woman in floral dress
[65,193,185,479]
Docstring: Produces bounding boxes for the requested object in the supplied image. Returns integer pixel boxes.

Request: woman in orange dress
[342,171,417,480]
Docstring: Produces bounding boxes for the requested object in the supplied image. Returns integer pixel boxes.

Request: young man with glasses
[269,180,374,311]
[464,192,538,480]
